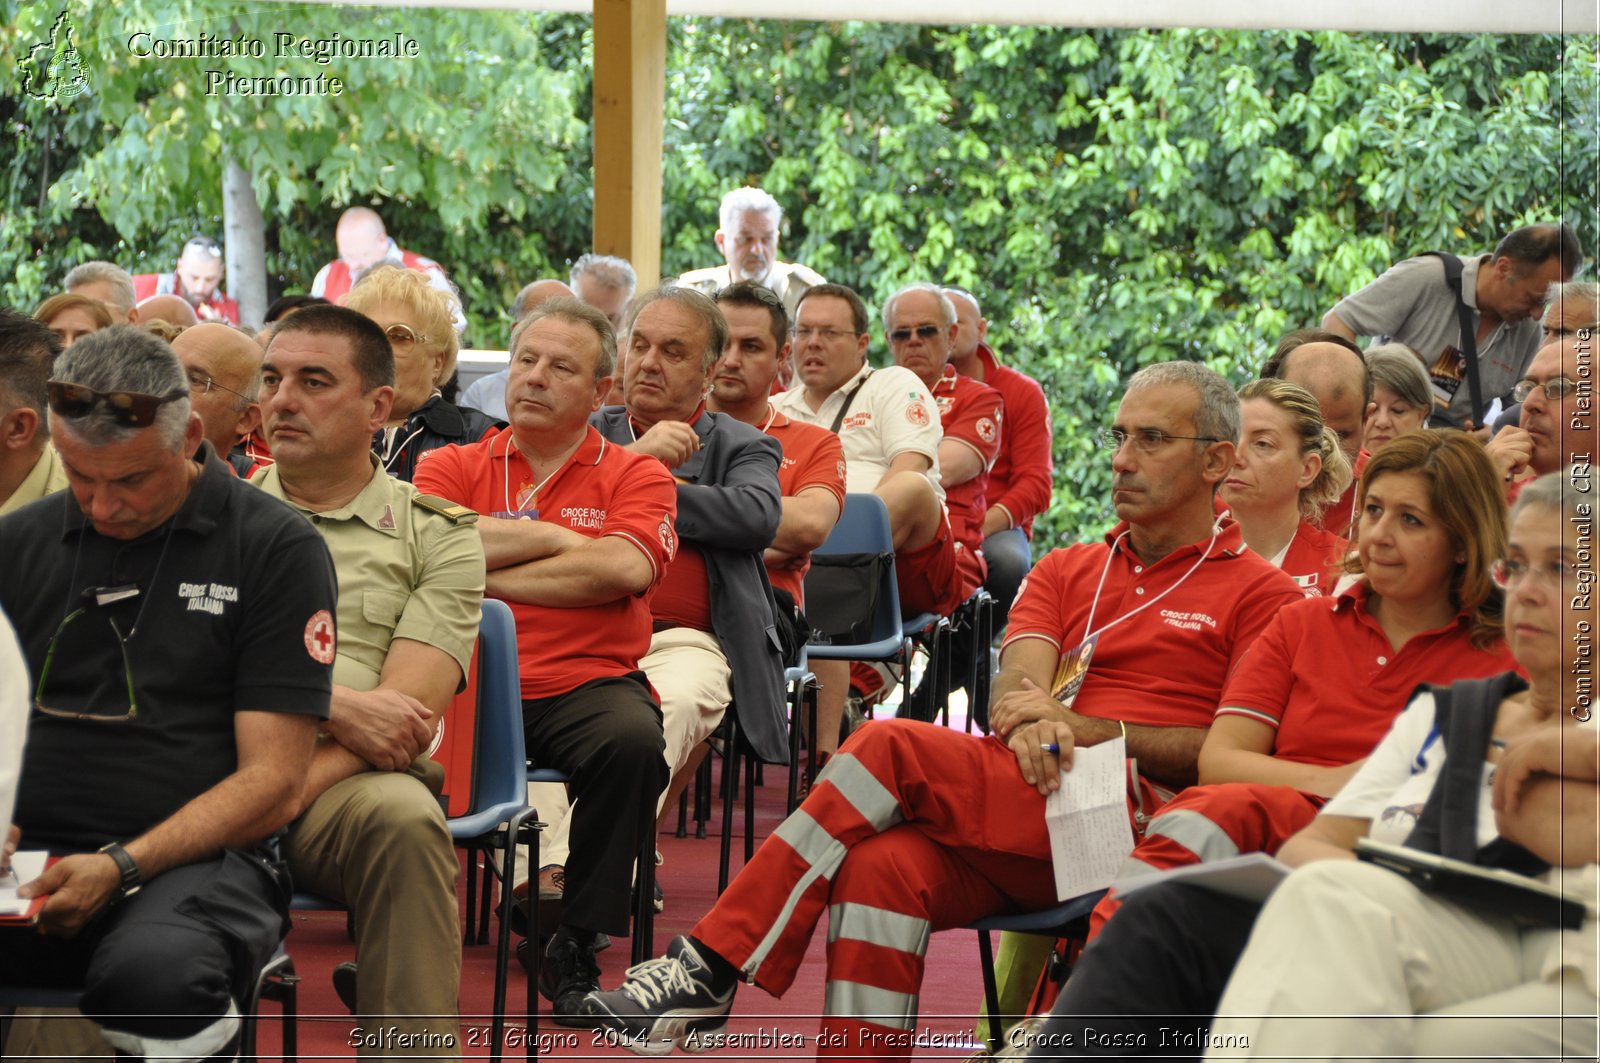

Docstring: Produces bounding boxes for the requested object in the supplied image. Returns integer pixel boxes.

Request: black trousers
[0,847,288,1056]
[1026,883,1262,1061]
[523,672,667,936]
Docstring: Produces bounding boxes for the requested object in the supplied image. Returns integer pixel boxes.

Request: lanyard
[1080,522,1222,645]
[500,434,566,514]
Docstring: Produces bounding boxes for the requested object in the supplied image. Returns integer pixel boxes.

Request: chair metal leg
[744,743,757,864]
[977,927,1002,1055]
[717,718,738,894]
[694,751,712,838]
[464,849,480,945]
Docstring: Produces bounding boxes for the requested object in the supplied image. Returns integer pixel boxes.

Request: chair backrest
[432,599,524,819]
[803,493,904,646]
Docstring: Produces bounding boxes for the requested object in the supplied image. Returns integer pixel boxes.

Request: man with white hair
[132,237,240,325]
[678,188,825,317]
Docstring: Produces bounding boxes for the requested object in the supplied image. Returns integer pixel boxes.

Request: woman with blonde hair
[345,266,500,481]
[33,292,113,348]
[1221,378,1352,595]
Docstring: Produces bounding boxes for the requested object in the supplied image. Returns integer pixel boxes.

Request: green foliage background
[3,3,1596,543]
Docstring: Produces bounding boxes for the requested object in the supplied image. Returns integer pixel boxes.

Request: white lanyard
[500,434,566,514]
[1080,522,1222,645]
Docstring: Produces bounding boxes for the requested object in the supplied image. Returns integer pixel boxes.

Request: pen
[1041,743,1061,754]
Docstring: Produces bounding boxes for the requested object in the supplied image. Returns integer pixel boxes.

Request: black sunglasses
[888,324,942,344]
[47,380,188,428]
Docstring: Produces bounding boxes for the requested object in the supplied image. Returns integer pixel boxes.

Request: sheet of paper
[1044,737,1134,900]
[1110,851,1291,904]
[0,850,48,916]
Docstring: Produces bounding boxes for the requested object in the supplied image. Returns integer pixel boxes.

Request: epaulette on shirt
[412,494,479,525]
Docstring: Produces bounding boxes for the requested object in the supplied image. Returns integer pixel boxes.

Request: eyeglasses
[887,324,942,344]
[184,237,222,258]
[46,380,188,428]
[185,369,249,403]
[792,326,858,343]
[1097,427,1225,453]
[1491,556,1578,590]
[33,606,139,723]
[1511,376,1579,403]
[384,323,432,351]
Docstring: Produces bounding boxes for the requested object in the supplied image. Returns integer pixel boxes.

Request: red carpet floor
[258,736,1003,1060]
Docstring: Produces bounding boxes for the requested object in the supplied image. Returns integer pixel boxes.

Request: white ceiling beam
[269,0,1596,36]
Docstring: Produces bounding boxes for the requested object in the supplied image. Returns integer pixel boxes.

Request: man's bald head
[134,294,200,329]
[1277,341,1371,462]
[512,279,577,322]
[335,207,391,272]
[172,323,263,453]
[1519,335,1594,477]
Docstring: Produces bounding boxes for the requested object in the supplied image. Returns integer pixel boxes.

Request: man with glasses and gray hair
[1486,335,1595,497]
[582,359,1303,1056]
[133,236,240,325]
[0,324,335,1060]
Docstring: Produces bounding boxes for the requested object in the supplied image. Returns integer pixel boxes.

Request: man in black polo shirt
[0,325,335,1060]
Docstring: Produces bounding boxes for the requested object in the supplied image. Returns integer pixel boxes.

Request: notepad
[1044,737,1135,900]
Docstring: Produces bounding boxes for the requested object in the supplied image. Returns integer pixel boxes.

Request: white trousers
[520,627,730,879]
[1207,859,1599,1062]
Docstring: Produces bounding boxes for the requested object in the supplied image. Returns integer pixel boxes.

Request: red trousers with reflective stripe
[691,719,1060,1057]
[1087,781,1326,937]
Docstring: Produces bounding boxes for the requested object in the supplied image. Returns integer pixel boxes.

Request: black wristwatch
[97,842,142,903]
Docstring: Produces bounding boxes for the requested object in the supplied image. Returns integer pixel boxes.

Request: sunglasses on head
[46,380,188,428]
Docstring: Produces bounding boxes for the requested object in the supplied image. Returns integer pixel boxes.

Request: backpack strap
[1420,251,1485,426]
[1404,674,1547,875]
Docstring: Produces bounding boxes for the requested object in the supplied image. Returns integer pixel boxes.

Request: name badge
[1051,634,1099,709]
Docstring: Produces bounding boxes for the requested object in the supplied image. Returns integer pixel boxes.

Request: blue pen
[1041,743,1061,754]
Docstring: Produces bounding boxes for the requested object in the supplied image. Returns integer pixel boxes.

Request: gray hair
[1125,361,1242,446]
[1548,281,1600,324]
[1365,343,1434,418]
[623,286,728,372]
[719,187,783,232]
[508,298,618,381]
[52,326,190,450]
[882,282,957,331]
[64,261,137,315]
[570,254,638,301]
[1511,467,1593,526]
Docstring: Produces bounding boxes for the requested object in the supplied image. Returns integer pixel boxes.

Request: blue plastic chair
[290,598,534,1063]
[803,494,948,719]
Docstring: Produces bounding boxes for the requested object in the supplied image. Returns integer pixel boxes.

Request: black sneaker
[540,932,603,1027]
[580,935,737,1056]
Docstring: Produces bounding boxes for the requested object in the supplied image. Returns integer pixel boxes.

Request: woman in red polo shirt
[1221,379,1353,596]
[1090,429,1514,935]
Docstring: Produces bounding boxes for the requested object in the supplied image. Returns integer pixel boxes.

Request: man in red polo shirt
[582,360,1305,1057]
[709,281,845,607]
[132,237,241,325]
[945,286,1053,628]
[710,282,846,763]
[886,283,1004,718]
[412,298,676,1022]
